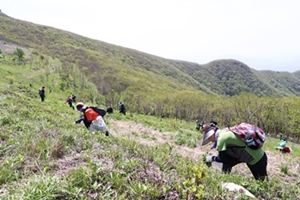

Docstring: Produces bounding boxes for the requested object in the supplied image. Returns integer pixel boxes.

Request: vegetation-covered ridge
[0,12,300,99]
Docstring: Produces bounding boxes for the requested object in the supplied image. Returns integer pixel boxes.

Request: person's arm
[211,151,227,162]
[75,118,84,124]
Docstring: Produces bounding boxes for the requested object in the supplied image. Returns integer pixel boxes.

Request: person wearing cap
[201,121,268,181]
[74,102,109,136]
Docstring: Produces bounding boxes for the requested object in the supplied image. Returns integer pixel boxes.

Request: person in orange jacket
[74,102,109,136]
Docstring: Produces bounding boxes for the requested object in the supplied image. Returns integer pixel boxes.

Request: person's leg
[91,116,109,136]
[247,153,268,181]
[222,157,242,173]
[216,151,243,173]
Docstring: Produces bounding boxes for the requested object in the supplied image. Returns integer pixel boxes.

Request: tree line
[56,59,300,140]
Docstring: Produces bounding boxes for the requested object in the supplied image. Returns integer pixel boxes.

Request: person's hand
[206,155,214,162]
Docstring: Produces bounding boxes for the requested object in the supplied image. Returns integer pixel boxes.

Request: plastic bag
[90,116,108,132]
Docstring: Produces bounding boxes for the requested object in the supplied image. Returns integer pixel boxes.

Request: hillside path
[108,119,299,178]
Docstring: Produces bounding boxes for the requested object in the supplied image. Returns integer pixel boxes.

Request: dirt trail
[49,118,299,187]
[109,119,298,178]
[109,119,209,160]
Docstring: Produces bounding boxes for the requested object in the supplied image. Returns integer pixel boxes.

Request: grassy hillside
[0,12,204,95]
[1,49,300,199]
[1,12,300,99]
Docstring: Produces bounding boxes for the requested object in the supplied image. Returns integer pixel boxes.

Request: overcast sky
[2,0,300,72]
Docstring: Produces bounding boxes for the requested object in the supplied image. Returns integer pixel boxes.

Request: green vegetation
[0,12,300,199]
[13,48,25,60]
[0,43,299,200]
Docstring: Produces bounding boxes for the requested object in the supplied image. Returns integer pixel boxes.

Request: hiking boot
[105,131,109,136]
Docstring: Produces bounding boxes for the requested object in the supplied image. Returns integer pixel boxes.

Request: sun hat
[202,123,218,145]
[76,102,87,111]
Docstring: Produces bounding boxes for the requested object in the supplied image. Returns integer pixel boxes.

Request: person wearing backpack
[74,102,109,136]
[38,86,45,102]
[201,121,268,181]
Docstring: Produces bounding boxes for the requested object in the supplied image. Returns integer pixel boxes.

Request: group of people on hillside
[38,85,126,137]
[38,84,269,181]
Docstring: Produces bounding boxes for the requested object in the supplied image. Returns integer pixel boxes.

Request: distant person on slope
[38,86,45,102]
[72,94,76,103]
[74,102,109,136]
[106,105,113,114]
[65,96,75,109]
[119,102,126,115]
[195,120,205,131]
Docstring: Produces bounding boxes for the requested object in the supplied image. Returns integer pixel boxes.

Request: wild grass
[1,60,300,199]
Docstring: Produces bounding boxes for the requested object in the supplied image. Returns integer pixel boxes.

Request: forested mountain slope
[171,59,280,96]
[258,70,300,96]
[0,11,300,97]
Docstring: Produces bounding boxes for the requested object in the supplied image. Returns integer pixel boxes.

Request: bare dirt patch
[108,119,299,179]
[50,118,299,182]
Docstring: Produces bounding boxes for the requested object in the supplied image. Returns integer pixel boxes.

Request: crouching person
[74,102,109,136]
[201,121,268,181]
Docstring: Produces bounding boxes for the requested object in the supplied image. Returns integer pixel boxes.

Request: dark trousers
[119,109,126,115]
[222,152,268,181]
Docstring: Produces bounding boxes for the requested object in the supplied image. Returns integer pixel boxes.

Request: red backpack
[229,123,266,150]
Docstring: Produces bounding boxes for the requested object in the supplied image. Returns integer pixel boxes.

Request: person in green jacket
[202,121,268,181]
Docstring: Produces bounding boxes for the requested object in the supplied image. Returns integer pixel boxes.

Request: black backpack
[90,106,106,117]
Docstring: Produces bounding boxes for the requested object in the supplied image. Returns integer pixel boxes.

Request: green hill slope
[1,12,300,99]
[0,12,204,95]
[258,70,300,96]
[1,53,300,199]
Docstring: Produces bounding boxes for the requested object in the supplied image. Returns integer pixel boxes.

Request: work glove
[75,118,84,124]
[206,155,215,162]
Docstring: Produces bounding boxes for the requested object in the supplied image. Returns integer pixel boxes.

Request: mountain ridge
[0,11,300,97]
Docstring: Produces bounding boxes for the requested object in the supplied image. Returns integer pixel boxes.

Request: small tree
[14,48,25,60]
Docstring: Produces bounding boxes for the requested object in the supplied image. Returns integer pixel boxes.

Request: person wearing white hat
[75,102,109,136]
[201,121,268,181]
